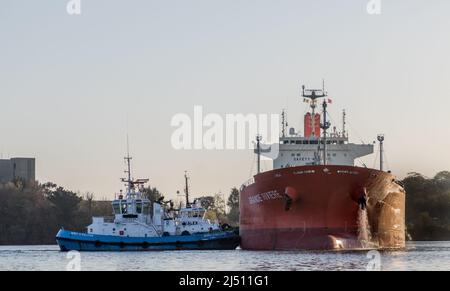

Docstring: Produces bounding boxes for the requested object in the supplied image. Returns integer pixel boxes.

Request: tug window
[113,202,121,214]
[136,202,142,214]
[142,202,150,214]
[121,201,128,214]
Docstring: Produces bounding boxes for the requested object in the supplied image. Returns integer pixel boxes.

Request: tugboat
[56,154,240,251]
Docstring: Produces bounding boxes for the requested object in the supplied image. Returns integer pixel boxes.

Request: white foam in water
[357,208,373,249]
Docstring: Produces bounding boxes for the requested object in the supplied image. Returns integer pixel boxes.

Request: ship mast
[342,109,347,138]
[321,100,331,165]
[301,83,328,165]
[281,110,287,138]
[256,135,262,174]
[184,171,190,207]
[123,135,133,193]
[124,155,133,191]
[377,134,385,171]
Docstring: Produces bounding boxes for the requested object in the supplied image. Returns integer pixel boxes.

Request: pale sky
[1,0,449,201]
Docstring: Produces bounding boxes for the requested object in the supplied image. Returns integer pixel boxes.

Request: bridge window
[143,202,150,214]
[136,202,142,214]
[112,202,121,214]
[121,201,128,214]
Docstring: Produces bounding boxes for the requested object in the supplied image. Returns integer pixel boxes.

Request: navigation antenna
[321,98,331,165]
[301,82,329,165]
[377,134,385,171]
[342,110,347,138]
[281,110,287,138]
[124,134,133,192]
[184,171,190,208]
[256,135,262,174]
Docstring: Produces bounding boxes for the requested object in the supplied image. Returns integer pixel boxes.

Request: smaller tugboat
[56,154,239,251]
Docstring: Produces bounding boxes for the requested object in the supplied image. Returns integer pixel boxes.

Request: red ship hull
[240,165,405,250]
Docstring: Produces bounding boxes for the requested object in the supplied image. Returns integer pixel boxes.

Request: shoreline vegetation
[0,172,449,245]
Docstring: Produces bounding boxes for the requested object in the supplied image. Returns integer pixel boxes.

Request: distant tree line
[0,180,111,245]
[403,171,450,240]
[197,188,240,226]
[0,180,240,245]
[0,171,448,245]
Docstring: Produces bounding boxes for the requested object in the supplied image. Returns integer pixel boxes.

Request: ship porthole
[94,240,102,247]
[142,242,149,249]
[119,242,125,249]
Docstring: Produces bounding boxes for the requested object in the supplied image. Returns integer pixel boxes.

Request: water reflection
[0,242,449,271]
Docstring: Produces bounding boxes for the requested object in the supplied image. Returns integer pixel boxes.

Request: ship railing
[240,177,255,191]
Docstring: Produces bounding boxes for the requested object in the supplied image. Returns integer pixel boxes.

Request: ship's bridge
[274,136,373,169]
[111,196,151,219]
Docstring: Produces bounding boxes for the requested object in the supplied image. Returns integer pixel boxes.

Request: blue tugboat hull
[56,229,240,251]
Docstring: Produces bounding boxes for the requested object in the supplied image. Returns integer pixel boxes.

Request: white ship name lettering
[249,190,282,205]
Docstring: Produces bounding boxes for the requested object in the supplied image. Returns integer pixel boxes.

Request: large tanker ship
[239,84,405,250]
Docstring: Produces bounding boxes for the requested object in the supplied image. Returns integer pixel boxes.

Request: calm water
[0,241,449,271]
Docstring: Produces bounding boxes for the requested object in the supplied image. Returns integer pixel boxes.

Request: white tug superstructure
[87,156,220,238]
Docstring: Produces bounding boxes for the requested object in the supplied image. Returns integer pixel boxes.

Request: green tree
[227,187,240,226]
[142,186,163,214]
[142,186,163,202]
[403,171,450,240]
[198,196,215,211]
[197,194,228,223]
[44,183,83,231]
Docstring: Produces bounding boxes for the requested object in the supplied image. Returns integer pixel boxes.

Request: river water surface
[0,241,449,271]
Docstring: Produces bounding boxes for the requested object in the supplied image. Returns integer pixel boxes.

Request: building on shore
[0,158,35,183]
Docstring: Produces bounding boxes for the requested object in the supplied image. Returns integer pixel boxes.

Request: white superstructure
[274,135,373,169]
[257,84,374,171]
[87,156,220,238]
